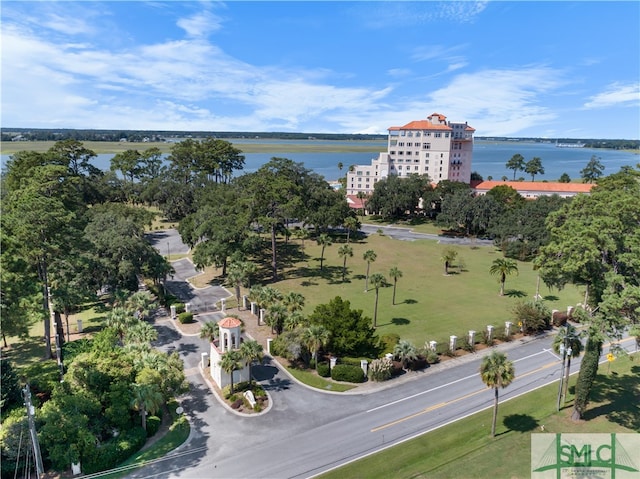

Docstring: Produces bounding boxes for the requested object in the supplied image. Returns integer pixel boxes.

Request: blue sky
[2,1,639,138]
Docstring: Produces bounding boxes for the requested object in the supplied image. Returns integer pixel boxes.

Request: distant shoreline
[1,139,638,156]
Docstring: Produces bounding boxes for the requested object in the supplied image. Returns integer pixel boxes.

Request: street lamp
[167,241,170,259]
[556,332,572,411]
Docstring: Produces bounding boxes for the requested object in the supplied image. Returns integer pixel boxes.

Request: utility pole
[23,383,44,477]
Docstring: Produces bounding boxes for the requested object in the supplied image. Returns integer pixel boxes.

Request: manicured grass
[360,216,444,235]
[319,354,639,479]
[285,367,357,392]
[256,233,582,350]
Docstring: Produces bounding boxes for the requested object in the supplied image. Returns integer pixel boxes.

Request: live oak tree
[536,165,640,421]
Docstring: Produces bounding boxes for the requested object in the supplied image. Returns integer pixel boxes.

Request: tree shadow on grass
[404,299,418,304]
[392,318,410,326]
[502,413,539,433]
[543,295,560,301]
[582,364,640,430]
[505,289,527,298]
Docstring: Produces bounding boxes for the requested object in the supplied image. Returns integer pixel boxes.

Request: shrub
[425,350,440,364]
[82,427,146,474]
[461,339,475,353]
[177,312,193,324]
[316,362,331,377]
[379,333,400,355]
[369,357,393,382]
[514,300,552,333]
[174,303,186,314]
[146,416,161,437]
[331,364,365,383]
[408,356,428,371]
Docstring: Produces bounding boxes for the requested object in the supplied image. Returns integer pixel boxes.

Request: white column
[251,302,258,315]
[468,330,476,346]
[429,340,437,351]
[185,302,191,313]
[243,295,249,310]
[330,357,337,369]
[260,308,266,325]
[266,338,273,355]
[449,335,457,352]
[220,298,226,314]
[487,325,494,342]
[505,321,513,337]
[170,305,176,319]
[201,352,208,369]
[360,359,368,377]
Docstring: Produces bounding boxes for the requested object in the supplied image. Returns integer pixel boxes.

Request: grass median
[319,354,639,479]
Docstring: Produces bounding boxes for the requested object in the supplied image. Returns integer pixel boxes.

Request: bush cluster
[330,364,365,383]
[146,416,161,437]
[368,357,393,382]
[316,362,331,377]
[82,427,147,474]
[177,312,193,324]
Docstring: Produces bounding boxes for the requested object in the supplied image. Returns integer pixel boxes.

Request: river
[2,140,637,182]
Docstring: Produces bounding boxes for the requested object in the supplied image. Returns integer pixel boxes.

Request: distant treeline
[3,129,637,149]
[1,128,385,143]
[477,136,639,150]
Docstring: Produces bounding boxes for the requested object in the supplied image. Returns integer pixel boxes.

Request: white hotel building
[346,113,475,196]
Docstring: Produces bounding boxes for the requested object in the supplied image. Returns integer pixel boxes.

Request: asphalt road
[130,228,636,479]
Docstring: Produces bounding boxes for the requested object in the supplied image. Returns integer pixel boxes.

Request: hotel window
[445,132,450,138]
[366,171,370,175]
[414,166,419,171]
[415,132,421,137]
[398,166,402,170]
[423,143,430,149]
[398,142,404,147]
[401,131,406,136]
[424,166,429,171]
[406,142,412,147]
[425,153,430,158]
[357,171,363,175]
[426,132,431,137]
[390,140,397,146]
[407,132,413,137]
[406,151,412,156]
[414,159,420,163]
[366,178,370,182]
[390,150,396,155]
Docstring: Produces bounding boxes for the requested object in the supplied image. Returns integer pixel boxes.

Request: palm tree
[524,157,545,181]
[317,234,332,270]
[125,322,158,345]
[219,350,243,394]
[199,321,219,343]
[292,227,310,251]
[393,340,418,370]
[337,161,344,172]
[266,303,288,336]
[479,351,515,437]
[343,216,359,243]
[389,267,403,305]
[356,191,367,216]
[225,263,247,307]
[552,325,583,403]
[489,258,519,296]
[302,325,330,370]
[338,244,354,282]
[107,306,136,343]
[505,153,525,181]
[282,291,305,314]
[369,273,386,328]
[125,291,157,321]
[363,249,377,292]
[239,339,264,387]
[130,383,164,431]
[441,247,458,275]
[283,311,307,331]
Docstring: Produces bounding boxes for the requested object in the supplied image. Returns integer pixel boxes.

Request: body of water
[2,140,637,182]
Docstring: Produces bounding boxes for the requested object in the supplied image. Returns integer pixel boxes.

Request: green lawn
[320,354,640,479]
[257,233,582,350]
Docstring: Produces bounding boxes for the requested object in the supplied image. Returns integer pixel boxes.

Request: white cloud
[177,9,224,38]
[583,82,640,109]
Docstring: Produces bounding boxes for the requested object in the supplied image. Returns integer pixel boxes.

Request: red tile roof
[470,180,594,193]
[346,194,367,209]
[218,317,242,328]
